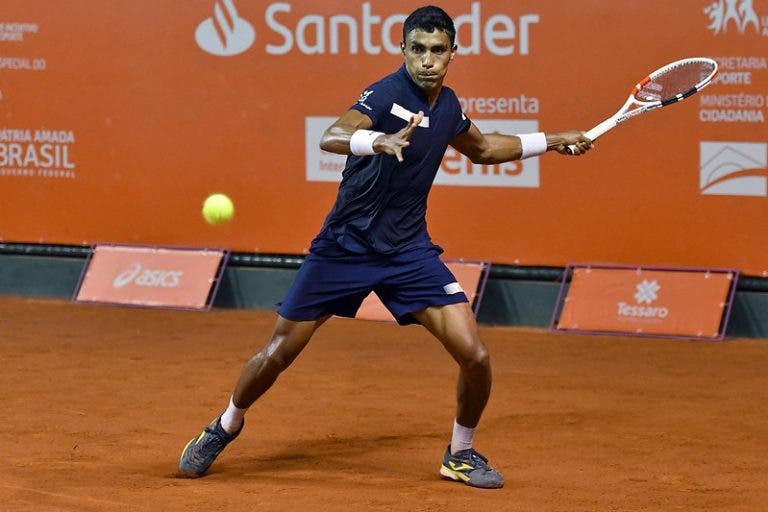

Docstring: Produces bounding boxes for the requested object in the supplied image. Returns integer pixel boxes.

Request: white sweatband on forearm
[349,129,385,156]
[518,132,547,159]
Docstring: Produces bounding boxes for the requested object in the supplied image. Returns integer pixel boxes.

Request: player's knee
[460,343,490,373]
[252,337,293,374]
[262,351,290,373]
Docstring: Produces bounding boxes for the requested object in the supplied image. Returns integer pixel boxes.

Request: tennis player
[179,5,592,489]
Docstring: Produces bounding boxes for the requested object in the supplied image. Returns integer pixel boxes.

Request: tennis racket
[567,57,718,154]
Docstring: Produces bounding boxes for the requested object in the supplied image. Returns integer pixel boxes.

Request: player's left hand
[374,111,424,162]
[549,131,593,156]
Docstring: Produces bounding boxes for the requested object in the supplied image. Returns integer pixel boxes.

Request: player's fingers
[401,111,424,140]
[402,121,417,140]
[566,143,584,155]
[565,136,593,155]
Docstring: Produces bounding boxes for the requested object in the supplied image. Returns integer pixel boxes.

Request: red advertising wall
[1,1,766,275]
[556,266,735,338]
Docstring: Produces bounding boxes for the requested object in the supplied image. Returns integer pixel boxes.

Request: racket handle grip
[566,118,616,154]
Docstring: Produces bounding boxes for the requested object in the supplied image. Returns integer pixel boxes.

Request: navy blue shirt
[313,65,471,255]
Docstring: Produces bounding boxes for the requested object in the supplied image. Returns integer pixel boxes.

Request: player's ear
[449,44,457,61]
[400,41,405,55]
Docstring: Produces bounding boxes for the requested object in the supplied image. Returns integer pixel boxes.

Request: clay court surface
[1,296,766,511]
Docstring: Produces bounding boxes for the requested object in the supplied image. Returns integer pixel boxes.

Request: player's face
[401,29,456,93]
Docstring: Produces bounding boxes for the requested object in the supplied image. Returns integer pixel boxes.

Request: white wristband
[519,132,547,159]
[350,129,384,156]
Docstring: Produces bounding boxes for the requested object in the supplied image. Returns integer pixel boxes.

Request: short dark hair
[402,6,456,46]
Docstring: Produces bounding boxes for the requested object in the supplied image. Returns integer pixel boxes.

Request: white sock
[451,419,475,454]
[220,396,246,435]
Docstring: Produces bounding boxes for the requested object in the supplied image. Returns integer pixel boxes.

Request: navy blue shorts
[278,241,468,325]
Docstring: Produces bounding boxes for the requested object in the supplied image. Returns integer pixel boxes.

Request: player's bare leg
[412,302,504,488]
[413,303,490,427]
[231,315,331,412]
[179,315,329,477]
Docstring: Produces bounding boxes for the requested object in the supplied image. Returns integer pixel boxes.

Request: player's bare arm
[320,109,424,163]
[450,123,593,163]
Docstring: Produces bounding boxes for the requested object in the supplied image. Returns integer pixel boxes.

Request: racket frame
[566,57,718,154]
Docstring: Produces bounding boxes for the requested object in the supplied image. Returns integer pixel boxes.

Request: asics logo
[113,263,184,289]
[196,0,256,56]
[113,263,142,288]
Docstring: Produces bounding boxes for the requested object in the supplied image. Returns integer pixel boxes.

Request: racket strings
[635,60,716,102]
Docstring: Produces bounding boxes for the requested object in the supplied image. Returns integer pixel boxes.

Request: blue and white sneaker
[178,416,242,477]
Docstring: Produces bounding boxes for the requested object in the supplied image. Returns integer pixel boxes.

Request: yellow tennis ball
[202,193,234,225]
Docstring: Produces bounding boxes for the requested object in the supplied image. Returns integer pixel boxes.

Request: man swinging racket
[179,4,593,489]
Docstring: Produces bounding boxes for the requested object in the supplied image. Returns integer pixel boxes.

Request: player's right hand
[551,131,594,156]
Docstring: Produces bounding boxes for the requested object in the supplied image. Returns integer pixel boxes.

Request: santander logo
[195,0,256,56]
[196,2,540,57]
